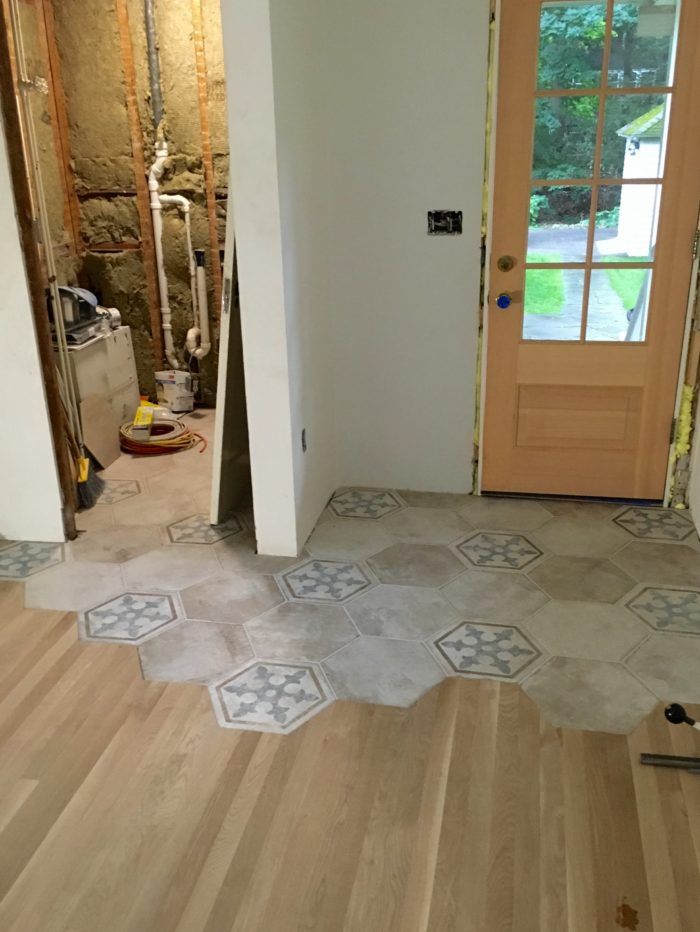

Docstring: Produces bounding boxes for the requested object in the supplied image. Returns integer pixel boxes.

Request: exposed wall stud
[115,0,164,367]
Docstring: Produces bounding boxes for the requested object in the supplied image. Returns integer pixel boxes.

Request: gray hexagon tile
[139,620,253,684]
[626,634,700,703]
[24,562,125,612]
[123,546,220,591]
[523,601,648,662]
[346,585,459,640]
[613,543,700,588]
[458,496,551,531]
[454,532,542,570]
[167,513,244,545]
[398,490,471,510]
[216,533,301,576]
[531,516,629,558]
[613,507,694,542]
[368,543,466,587]
[322,638,444,707]
[443,569,549,621]
[305,518,393,561]
[278,559,373,603]
[245,603,357,661]
[529,556,635,603]
[78,591,182,644]
[329,488,405,519]
[210,661,333,733]
[626,587,700,635]
[68,526,164,564]
[0,541,64,579]
[522,657,657,734]
[97,479,142,505]
[432,621,542,680]
[382,507,470,546]
[181,572,283,624]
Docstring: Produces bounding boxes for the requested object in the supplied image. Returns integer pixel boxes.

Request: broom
[10,0,104,508]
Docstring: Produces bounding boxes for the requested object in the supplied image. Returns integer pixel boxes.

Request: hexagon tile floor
[3,411,700,736]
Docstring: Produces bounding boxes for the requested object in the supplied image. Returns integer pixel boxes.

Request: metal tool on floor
[640,703,700,774]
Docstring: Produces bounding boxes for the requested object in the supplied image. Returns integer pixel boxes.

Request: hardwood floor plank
[0,603,698,930]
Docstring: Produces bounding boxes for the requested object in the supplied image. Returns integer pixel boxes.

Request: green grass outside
[602,258,647,310]
[525,252,564,316]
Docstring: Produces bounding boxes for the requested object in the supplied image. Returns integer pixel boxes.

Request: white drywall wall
[323,0,488,493]
[222,0,489,553]
[220,0,300,555]
[0,119,64,543]
[269,0,338,546]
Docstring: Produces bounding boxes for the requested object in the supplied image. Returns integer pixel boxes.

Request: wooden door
[482,0,700,499]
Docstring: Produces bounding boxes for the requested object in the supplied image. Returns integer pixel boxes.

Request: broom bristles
[77,457,105,510]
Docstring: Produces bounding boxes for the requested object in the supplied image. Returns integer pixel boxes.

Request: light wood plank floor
[1,580,699,931]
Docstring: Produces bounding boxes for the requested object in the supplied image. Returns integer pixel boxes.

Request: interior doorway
[482,0,700,499]
[0,0,250,537]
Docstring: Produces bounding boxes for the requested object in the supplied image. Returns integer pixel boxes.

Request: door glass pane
[528,186,592,262]
[593,184,661,260]
[533,96,599,179]
[608,0,679,89]
[537,2,607,90]
[523,268,586,340]
[601,94,669,177]
[586,267,652,341]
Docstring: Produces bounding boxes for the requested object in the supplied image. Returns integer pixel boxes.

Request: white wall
[220,0,300,555]
[222,0,489,553]
[0,118,64,543]
[322,0,489,493]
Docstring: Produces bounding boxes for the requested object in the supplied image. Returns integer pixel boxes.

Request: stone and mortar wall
[50,0,228,402]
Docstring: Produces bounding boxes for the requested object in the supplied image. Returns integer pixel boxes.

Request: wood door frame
[477,0,700,501]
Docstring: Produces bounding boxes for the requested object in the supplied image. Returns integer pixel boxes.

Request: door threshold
[481,491,664,507]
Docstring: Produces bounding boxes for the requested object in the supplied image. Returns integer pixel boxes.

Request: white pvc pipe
[194,254,211,359]
[148,143,180,369]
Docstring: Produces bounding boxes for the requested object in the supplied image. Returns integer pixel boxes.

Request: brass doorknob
[497,255,517,272]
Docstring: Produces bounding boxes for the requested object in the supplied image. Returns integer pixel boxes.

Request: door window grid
[523,0,680,343]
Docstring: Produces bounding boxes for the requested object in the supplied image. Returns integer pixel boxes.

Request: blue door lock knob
[496,292,512,310]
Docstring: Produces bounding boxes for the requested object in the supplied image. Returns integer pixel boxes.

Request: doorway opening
[481,0,700,501]
[1,0,251,543]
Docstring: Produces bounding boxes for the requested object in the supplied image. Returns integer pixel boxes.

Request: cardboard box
[155,370,195,413]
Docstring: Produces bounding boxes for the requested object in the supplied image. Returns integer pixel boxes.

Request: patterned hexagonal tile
[529,555,635,603]
[329,488,404,519]
[613,507,694,542]
[167,513,244,545]
[626,634,700,703]
[626,586,700,635]
[0,541,64,578]
[368,543,466,587]
[454,532,542,570]
[432,621,542,680]
[278,559,373,603]
[210,661,333,733]
[322,638,444,707]
[523,657,658,734]
[97,479,142,505]
[78,592,182,644]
